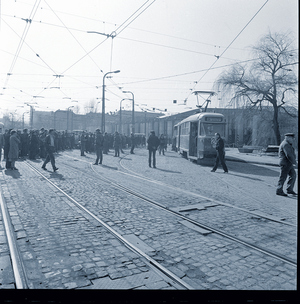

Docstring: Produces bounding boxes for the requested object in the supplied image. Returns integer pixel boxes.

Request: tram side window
[181,122,189,135]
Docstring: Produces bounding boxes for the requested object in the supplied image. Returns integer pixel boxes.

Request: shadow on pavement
[4,169,21,179]
[154,168,182,174]
[226,161,279,177]
[225,172,263,182]
[100,164,118,170]
[49,172,65,180]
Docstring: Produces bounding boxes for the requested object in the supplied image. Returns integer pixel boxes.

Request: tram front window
[202,123,224,136]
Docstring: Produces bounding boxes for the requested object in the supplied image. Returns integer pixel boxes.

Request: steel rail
[24,161,193,290]
[56,155,297,267]
[0,184,29,289]
[118,156,296,227]
[89,164,297,268]
[65,152,295,227]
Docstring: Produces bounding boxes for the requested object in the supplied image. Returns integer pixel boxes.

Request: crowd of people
[0,126,297,196]
[0,127,169,170]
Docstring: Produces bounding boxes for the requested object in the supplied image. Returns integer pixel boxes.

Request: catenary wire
[2,0,42,93]
[184,0,270,103]
[43,0,104,74]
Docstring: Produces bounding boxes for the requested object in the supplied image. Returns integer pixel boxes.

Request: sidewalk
[225,148,279,166]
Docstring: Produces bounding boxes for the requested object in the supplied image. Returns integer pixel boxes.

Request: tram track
[0,183,29,289]
[65,152,296,227]
[1,149,295,290]
[119,155,296,226]
[38,155,296,268]
[21,160,192,290]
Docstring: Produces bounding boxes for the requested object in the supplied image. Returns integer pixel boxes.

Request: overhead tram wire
[184,0,270,103]
[61,1,156,90]
[116,59,258,86]
[113,0,156,36]
[1,19,59,79]
[3,12,241,52]
[2,0,42,93]
[43,0,104,74]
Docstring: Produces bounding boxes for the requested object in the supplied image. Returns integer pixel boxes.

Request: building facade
[2,106,297,148]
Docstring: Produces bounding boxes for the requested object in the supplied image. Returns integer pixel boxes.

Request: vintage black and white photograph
[0,0,298,303]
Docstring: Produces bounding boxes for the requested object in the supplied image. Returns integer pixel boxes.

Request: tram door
[189,122,198,156]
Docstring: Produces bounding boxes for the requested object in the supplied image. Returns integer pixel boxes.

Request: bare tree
[84,99,99,114]
[72,104,81,114]
[215,32,298,145]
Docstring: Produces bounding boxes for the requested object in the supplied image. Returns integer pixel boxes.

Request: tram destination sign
[205,117,223,122]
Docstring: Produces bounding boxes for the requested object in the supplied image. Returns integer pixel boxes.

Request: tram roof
[174,112,224,127]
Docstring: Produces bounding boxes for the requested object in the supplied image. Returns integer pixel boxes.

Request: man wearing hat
[93,129,104,165]
[276,133,297,196]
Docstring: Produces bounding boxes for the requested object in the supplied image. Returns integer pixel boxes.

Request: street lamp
[122,90,135,134]
[102,70,120,132]
[119,98,131,134]
[25,102,38,129]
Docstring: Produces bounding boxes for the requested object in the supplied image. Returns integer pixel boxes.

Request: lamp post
[122,90,135,134]
[102,70,120,132]
[24,102,37,129]
[119,98,131,134]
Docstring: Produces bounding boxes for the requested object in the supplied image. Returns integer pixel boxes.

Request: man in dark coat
[28,130,39,160]
[276,133,297,196]
[20,129,29,157]
[93,129,104,165]
[147,131,160,168]
[103,132,109,154]
[8,130,20,170]
[42,129,58,172]
[3,129,11,161]
[113,131,121,157]
[211,132,228,173]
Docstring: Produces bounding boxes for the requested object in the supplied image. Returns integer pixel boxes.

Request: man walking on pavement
[276,133,297,196]
[147,130,160,168]
[93,129,104,165]
[42,129,58,172]
[211,132,228,173]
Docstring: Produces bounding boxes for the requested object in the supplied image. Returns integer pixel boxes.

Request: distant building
[17,106,298,148]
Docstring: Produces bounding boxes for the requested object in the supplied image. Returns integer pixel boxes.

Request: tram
[174,112,226,163]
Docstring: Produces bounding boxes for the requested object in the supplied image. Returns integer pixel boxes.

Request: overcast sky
[0,0,298,121]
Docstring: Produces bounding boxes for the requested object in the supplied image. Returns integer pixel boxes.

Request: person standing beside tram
[211,132,228,173]
[93,129,104,165]
[147,131,160,168]
[276,133,297,196]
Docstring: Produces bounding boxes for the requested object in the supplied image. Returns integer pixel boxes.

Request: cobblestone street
[0,147,297,303]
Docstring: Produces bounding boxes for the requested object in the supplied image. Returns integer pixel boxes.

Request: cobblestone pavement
[0,147,297,297]
[0,161,178,291]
